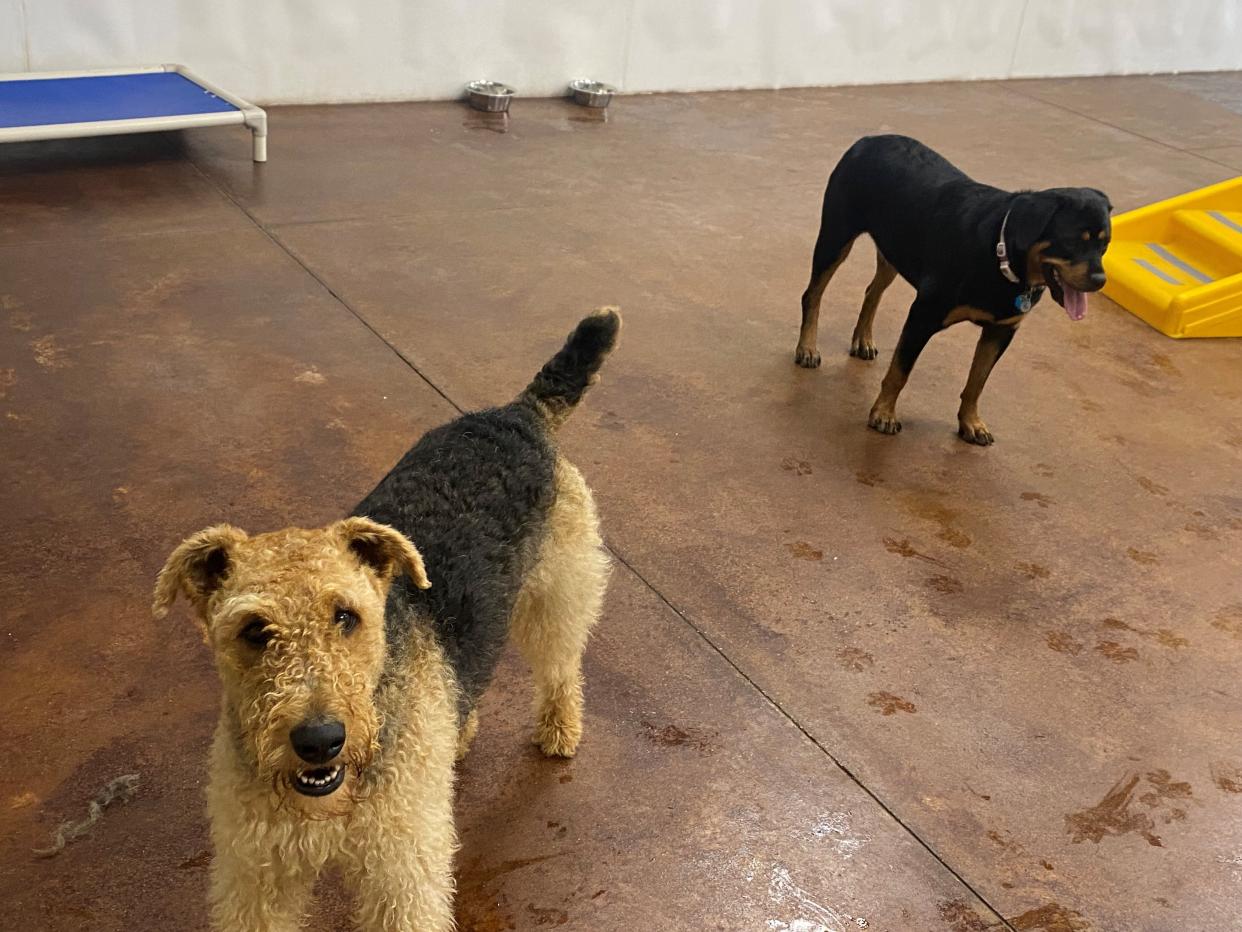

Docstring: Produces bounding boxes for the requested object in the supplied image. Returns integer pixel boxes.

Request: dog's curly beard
[243,683,380,816]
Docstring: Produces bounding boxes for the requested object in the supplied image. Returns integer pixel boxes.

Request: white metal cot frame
[0,64,268,162]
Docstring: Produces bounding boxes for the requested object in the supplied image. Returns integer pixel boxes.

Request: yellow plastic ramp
[1102,176,1242,338]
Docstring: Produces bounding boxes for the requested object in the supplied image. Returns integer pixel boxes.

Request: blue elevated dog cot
[0,64,267,161]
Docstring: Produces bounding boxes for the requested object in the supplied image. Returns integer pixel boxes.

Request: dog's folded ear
[335,517,432,590]
[1008,192,1061,254]
[1087,188,1114,213]
[152,525,249,619]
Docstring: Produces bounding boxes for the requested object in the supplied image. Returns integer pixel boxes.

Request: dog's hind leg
[796,216,857,369]
[511,459,609,758]
[850,250,897,361]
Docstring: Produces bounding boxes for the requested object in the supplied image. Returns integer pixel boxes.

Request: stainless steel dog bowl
[569,79,616,109]
[466,81,515,113]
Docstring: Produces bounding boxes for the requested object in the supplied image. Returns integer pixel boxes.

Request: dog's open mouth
[292,765,345,797]
[1044,265,1088,322]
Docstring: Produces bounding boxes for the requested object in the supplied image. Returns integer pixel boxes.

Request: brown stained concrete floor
[2,73,1241,932]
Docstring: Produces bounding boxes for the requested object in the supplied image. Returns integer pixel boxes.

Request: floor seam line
[183,159,465,417]
[1002,83,1242,170]
[606,546,1019,932]
[187,151,1016,931]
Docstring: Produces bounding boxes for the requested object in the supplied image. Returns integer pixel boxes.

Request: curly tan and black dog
[795,135,1112,445]
[153,310,619,931]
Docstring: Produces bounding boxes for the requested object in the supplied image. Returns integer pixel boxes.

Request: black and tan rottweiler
[795,134,1112,445]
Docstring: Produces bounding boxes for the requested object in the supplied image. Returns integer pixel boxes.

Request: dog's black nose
[1088,271,1107,289]
[290,718,345,764]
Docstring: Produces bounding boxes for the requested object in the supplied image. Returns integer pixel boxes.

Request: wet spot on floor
[786,541,823,561]
[780,456,813,476]
[1067,770,1192,848]
[855,469,883,487]
[31,335,70,369]
[1152,629,1189,649]
[1018,562,1050,580]
[527,905,569,926]
[883,537,948,567]
[1009,902,1092,931]
[1183,520,1218,540]
[937,527,972,548]
[178,849,211,870]
[936,899,993,931]
[597,410,626,431]
[1095,640,1139,663]
[1100,618,1187,650]
[905,500,970,548]
[558,773,572,784]
[836,647,875,672]
[1150,352,1179,376]
[924,574,963,594]
[866,691,916,715]
[1210,761,1242,794]
[128,271,188,309]
[458,897,518,932]
[1046,631,1083,655]
[986,829,1015,850]
[7,310,34,332]
[1040,860,1054,871]
[1210,604,1242,639]
[640,719,719,753]
[1140,769,1192,813]
[463,113,511,134]
[8,790,38,809]
[295,367,326,385]
[1126,547,1159,565]
[1034,462,1055,477]
[1066,774,1161,847]
[1020,491,1054,508]
[0,368,15,400]
[1136,476,1169,496]
[1079,398,1104,413]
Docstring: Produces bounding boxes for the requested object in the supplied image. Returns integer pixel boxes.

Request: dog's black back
[355,403,556,713]
[817,134,1110,312]
[353,311,620,715]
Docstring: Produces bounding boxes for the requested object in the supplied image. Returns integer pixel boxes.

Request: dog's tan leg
[511,459,609,758]
[868,301,942,435]
[796,241,855,369]
[850,251,897,361]
[957,323,1018,446]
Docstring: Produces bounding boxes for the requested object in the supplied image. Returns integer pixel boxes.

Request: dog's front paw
[794,345,821,369]
[958,418,995,446]
[534,720,581,758]
[868,408,902,435]
[849,337,878,360]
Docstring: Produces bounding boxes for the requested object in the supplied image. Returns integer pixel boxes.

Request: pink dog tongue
[1062,282,1087,321]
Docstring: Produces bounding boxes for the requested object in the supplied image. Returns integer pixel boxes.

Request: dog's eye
[239,618,272,648]
[333,608,360,635]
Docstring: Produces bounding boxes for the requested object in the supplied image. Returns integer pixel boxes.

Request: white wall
[3,0,1241,104]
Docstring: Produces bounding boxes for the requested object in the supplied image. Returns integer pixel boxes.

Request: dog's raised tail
[520,308,621,427]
